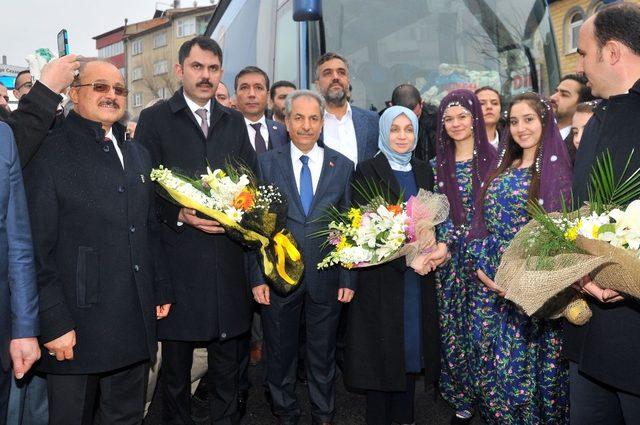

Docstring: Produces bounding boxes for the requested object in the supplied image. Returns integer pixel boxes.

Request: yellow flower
[336,236,351,251]
[347,208,362,228]
[564,224,579,241]
[592,225,600,238]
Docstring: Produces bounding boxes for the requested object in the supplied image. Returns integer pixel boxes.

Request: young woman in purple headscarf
[432,89,496,424]
[470,92,571,424]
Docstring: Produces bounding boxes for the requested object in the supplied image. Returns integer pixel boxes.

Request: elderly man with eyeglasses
[22,59,174,425]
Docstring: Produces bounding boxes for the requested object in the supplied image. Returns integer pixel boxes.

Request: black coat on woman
[344,153,440,392]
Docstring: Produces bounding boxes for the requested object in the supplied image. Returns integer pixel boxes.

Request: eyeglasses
[15,81,33,91]
[73,82,129,97]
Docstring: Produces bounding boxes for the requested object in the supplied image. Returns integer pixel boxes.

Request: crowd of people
[1,3,640,425]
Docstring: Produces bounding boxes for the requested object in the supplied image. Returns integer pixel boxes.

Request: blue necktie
[299,155,313,216]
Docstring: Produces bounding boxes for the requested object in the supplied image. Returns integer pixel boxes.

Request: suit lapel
[275,144,305,219]
[267,122,276,150]
[208,99,225,139]
[352,108,367,163]
[309,148,339,215]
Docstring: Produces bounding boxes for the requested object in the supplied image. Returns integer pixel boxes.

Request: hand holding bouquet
[150,164,303,295]
[494,151,640,325]
[316,181,449,270]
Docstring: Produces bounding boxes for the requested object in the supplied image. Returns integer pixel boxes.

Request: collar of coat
[66,110,127,145]
[168,88,230,122]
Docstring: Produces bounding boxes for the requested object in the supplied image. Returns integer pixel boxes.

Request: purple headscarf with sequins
[435,89,497,228]
[468,93,573,239]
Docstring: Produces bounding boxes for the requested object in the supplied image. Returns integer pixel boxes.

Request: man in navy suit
[235,66,288,153]
[314,52,379,166]
[0,122,40,425]
[233,65,289,417]
[255,90,354,425]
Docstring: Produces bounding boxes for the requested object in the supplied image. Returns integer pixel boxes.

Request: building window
[177,17,196,38]
[196,14,212,35]
[132,67,143,81]
[153,60,168,76]
[154,32,167,48]
[157,87,170,99]
[131,39,143,56]
[133,92,143,107]
[566,10,585,53]
[98,41,124,58]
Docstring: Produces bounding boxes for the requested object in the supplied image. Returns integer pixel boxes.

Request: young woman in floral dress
[432,89,496,424]
[470,92,572,424]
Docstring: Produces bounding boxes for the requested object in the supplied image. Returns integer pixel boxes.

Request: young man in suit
[568,4,640,424]
[314,52,379,166]
[0,123,40,425]
[255,90,355,425]
[136,36,259,424]
[236,66,288,152]
[24,59,173,425]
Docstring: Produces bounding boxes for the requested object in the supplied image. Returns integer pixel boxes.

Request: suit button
[130,225,136,233]
[221,332,227,339]
[118,185,125,193]
[103,145,110,153]
[134,265,140,272]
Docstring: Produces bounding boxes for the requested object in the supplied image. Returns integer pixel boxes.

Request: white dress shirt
[183,93,211,128]
[291,142,324,195]
[323,103,358,165]
[106,128,124,169]
[489,130,500,150]
[244,116,270,151]
[560,125,571,140]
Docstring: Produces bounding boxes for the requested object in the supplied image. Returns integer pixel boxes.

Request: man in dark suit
[235,66,288,152]
[255,90,355,425]
[136,36,259,425]
[568,4,640,424]
[314,52,378,166]
[0,123,40,425]
[23,59,173,424]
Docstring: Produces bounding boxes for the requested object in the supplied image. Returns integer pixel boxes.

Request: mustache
[295,130,315,137]
[196,80,213,88]
[98,99,120,109]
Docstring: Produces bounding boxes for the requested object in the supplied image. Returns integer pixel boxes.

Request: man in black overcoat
[136,36,259,425]
[568,4,640,423]
[24,60,173,424]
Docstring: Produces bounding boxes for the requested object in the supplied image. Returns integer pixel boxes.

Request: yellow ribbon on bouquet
[161,184,301,286]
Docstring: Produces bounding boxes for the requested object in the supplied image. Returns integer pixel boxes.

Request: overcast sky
[1,0,212,66]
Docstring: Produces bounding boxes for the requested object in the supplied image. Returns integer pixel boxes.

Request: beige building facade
[124,6,215,117]
[549,0,640,76]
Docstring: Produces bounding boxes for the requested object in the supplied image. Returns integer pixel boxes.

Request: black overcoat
[344,154,440,392]
[136,89,259,341]
[565,79,640,396]
[24,111,173,374]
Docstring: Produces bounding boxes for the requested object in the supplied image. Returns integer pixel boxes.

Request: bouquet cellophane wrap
[494,212,640,324]
[359,189,450,268]
[159,181,304,296]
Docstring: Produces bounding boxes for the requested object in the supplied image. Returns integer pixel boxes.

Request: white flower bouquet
[316,182,449,270]
[150,164,304,294]
[494,151,640,325]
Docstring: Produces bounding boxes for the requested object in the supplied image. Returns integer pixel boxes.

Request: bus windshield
[319,0,560,110]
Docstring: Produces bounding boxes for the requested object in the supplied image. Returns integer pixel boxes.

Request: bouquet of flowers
[494,151,640,325]
[150,164,303,295]
[316,181,449,270]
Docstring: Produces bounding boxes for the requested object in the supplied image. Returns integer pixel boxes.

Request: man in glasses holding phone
[23,59,173,425]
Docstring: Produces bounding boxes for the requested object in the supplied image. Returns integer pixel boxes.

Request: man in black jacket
[0,55,79,168]
[24,59,173,425]
[136,36,258,425]
[568,4,640,423]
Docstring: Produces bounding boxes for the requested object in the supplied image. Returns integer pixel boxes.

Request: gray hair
[284,90,326,118]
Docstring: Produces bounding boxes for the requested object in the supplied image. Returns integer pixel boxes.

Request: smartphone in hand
[57,29,69,57]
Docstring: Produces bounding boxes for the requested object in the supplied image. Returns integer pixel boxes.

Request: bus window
[319,0,560,110]
[274,1,299,86]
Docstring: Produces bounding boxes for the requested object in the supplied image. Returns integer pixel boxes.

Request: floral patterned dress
[471,167,569,424]
[434,159,479,414]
